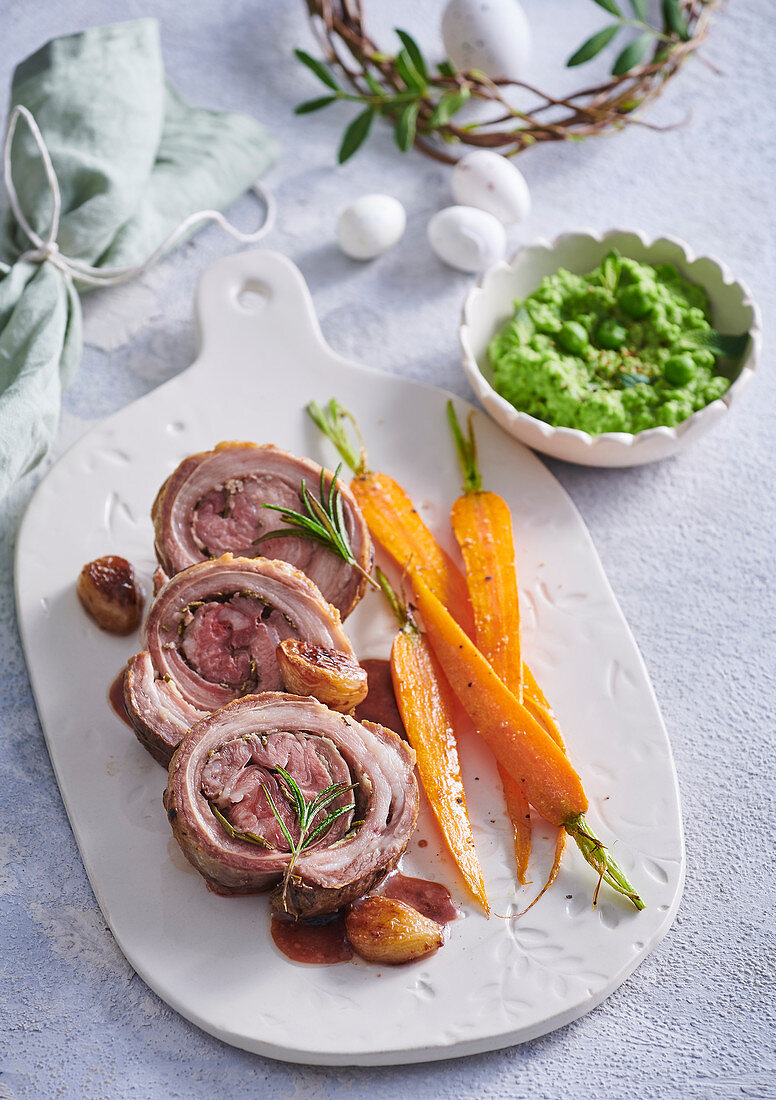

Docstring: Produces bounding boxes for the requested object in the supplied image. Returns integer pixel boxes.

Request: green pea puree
[488,251,730,435]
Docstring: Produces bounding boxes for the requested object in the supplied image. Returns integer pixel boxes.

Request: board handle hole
[235,280,272,313]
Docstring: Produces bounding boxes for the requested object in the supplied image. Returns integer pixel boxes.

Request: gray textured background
[2,2,774,1098]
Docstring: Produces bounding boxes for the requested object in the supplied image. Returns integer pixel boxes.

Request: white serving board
[15,250,684,1066]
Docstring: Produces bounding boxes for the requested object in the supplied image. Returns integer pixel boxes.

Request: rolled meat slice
[164,693,418,919]
[124,554,356,766]
[152,441,372,618]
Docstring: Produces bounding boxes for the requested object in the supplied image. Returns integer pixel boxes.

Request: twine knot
[2,104,275,288]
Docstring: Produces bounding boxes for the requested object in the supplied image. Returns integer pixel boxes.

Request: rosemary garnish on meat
[209,801,275,850]
[264,766,358,913]
[256,464,377,589]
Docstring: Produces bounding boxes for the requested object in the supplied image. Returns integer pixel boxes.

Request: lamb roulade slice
[164,692,419,919]
[152,441,372,618]
[124,554,357,767]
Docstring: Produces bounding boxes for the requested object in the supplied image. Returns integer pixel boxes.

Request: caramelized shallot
[77,556,143,635]
[345,896,444,965]
[277,639,368,712]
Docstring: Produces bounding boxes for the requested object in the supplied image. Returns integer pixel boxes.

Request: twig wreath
[296,0,717,164]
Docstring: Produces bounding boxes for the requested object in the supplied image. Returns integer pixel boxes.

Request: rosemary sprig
[264,765,358,913]
[209,801,275,850]
[256,463,377,589]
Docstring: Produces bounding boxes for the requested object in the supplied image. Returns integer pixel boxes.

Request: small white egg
[441,0,532,82]
[451,150,531,227]
[428,206,506,273]
[336,194,406,261]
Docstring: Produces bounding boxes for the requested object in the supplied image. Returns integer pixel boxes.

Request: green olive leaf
[294,48,340,91]
[294,95,338,115]
[611,31,653,76]
[395,49,426,92]
[395,29,428,80]
[437,59,457,77]
[567,24,619,68]
[428,86,471,128]
[338,107,375,163]
[629,0,647,17]
[591,0,622,14]
[364,71,386,97]
[661,0,691,40]
[395,100,419,151]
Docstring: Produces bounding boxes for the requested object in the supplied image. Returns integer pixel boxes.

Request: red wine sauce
[354,658,406,738]
[108,669,131,727]
[379,871,458,925]
[271,913,353,965]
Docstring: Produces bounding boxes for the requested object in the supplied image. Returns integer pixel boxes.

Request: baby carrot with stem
[447,400,543,884]
[307,399,476,636]
[412,573,644,910]
[308,398,642,906]
[447,402,571,897]
[377,568,489,915]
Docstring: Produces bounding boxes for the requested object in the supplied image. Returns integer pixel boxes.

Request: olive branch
[295,0,716,164]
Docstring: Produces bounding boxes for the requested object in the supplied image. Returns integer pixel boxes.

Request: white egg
[428,206,506,273]
[451,150,531,226]
[336,194,406,261]
[441,0,532,81]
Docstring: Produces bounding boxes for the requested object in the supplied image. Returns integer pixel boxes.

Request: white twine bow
[1,103,276,286]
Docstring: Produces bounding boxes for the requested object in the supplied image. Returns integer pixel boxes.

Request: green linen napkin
[0,18,279,497]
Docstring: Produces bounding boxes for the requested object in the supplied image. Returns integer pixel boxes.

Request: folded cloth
[0,18,279,497]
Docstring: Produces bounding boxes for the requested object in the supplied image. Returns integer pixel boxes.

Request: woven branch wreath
[297,0,717,164]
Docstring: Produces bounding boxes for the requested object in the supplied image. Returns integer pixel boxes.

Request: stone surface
[1,2,774,1098]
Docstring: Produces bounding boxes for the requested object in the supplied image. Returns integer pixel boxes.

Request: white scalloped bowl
[460,228,761,467]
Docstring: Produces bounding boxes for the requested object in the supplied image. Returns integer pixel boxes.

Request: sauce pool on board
[109,668,132,727]
[270,912,353,965]
[270,872,458,965]
[354,658,406,738]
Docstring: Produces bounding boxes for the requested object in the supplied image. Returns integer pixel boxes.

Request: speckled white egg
[336,194,406,261]
[451,150,531,226]
[441,0,532,81]
[428,206,506,273]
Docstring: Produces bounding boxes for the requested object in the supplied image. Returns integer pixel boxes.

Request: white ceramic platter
[15,250,684,1066]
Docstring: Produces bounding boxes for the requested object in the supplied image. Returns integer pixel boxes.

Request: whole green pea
[663,353,695,387]
[557,321,588,354]
[619,284,654,319]
[597,319,628,349]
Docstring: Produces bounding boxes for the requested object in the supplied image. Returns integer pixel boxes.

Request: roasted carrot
[500,766,533,885]
[445,402,535,880]
[310,399,643,909]
[446,404,576,900]
[412,574,644,910]
[307,400,475,636]
[377,570,489,915]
